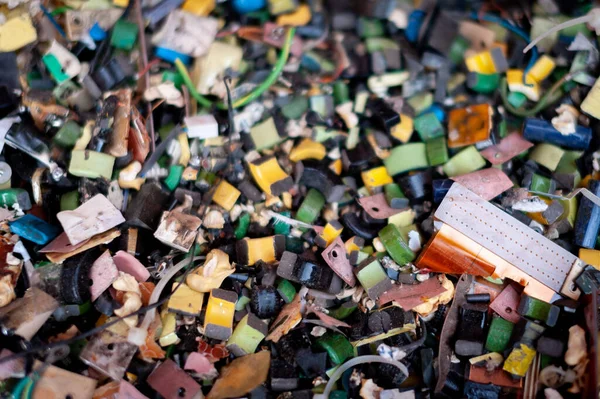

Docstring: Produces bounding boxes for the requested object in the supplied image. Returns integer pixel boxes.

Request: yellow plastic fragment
[581,77,600,120]
[167,283,204,316]
[204,290,236,331]
[248,156,292,196]
[276,4,312,26]
[289,138,327,162]
[242,236,279,265]
[503,343,536,377]
[388,209,416,228]
[506,69,540,101]
[390,114,414,143]
[525,55,555,83]
[0,15,37,52]
[330,159,342,175]
[113,0,129,7]
[345,236,363,255]
[159,311,179,346]
[361,166,393,193]
[212,180,241,211]
[118,161,146,190]
[177,133,190,166]
[317,221,343,247]
[465,51,496,74]
[579,249,600,270]
[182,0,216,16]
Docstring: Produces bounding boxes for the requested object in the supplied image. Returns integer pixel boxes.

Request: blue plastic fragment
[420,103,446,122]
[155,47,191,65]
[405,10,425,43]
[432,179,454,204]
[574,179,600,249]
[523,118,592,150]
[232,0,266,14]
[9,214,61,245]
[89,23,107,41]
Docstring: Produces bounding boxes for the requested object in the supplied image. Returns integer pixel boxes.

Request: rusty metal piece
[378,276,448,309]
[468,365,523,388]
[490,284,522,324]
[104,89,132,158]
[147,359,201,399]
[358,193,406,219]
[451,168,514,201]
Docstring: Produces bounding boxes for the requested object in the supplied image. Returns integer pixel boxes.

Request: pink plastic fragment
[378,277,447,309]
[0,350,24,380]
[451,168,514,201]
[147,359,201,399]
[184,352,215,375]
[480,132,534,165]
[39,232,89,253]
[119,380,149,399]
[113,250,150,282]
[89,250,119,301]
[56,194,125,246]
[321,237,356,286]
[309,306,351,328]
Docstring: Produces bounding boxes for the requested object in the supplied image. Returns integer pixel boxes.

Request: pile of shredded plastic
[1,0,600,398]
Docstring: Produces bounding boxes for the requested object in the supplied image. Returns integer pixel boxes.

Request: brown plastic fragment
[104,89,132,158]
[480,132,534,165]
[31,361,97,399]
[42,229,121,263]
[266,294,302,343]
[0,287,58,340]
[378,275,448,309]
[451,168,513,200]
[321,237,356,286]
[207,351,271,399]
[468,365,523,388]
[358,193,405,219]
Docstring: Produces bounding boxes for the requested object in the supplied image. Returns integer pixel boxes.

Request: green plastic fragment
[333,81,350,105]
[507,91,528,108]
[467,72,500,93]
[162,70,184,88]
[60,190,79,211]
[250,117,282,150]
[296,189,325,225]
[529,174,552,193]
[0,189,31,210]
[42,53,70,83]
[384,183,407,208]
[235,293,251,311]
[53,120,82,147]
[281,96,309,119]
[378,224,415,265]
[425,136,449,166]
[442,146,486,177]
[315,332,354,365]
[227,314,267,355]
[276,279,296,303]
[110,19,138,50]
[449,36,470,65]
[485,315,514,352]
[529,143,565,172]
[69,150,115,179]
[235,213,251,240]
[328,302,357,320]
[414,113,444,141]
[364,37,399,53]
[407,92,433,115]
[357,17,384,38]
[273,211,291,235]
[383,143,428,176]
[164,165,184,191]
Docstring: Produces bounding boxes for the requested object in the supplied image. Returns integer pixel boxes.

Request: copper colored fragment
[358,193,405,219]
[416,224,495,276]
[480,132,534,165]
[266,294,302,343]
[468,365,523,388]
[32,361,97,399]
[378,276,448,309]
[489,284,522,324]
[451,168,514,201]
[473,277,503,302]
[309,305,351,328]
[207,351,271,399]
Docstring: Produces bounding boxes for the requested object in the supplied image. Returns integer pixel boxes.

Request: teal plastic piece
[414,112,444,141]
[164,165,184,191]
[110,20,138,50]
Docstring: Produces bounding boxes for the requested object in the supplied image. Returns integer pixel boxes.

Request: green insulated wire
[175,27,297,110]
